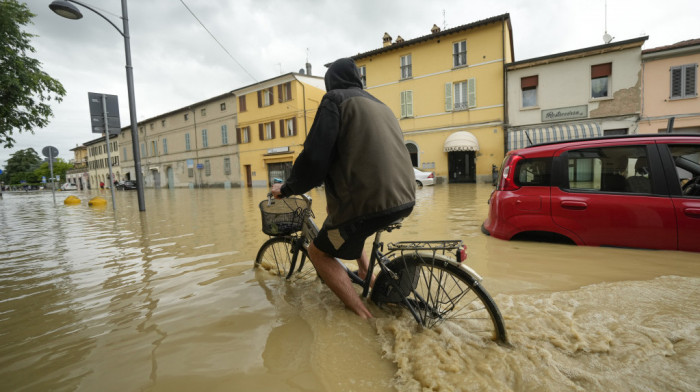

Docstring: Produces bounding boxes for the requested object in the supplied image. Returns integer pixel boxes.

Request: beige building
[85,134,120,188]
[66,144,88,189]
[639,39,700,134]
[118,93,239,188]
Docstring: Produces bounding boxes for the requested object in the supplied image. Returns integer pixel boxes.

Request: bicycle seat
[383,218,404,232]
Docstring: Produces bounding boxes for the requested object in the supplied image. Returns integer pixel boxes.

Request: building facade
[506,37,648,151]
[118,93,239,188]
[233,73,326,187]
[66,144,88,189]
[85,134,120,188]
[352,14,514,183]
[639,39,700,134]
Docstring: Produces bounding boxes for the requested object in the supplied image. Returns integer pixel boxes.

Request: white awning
[507,122,602,151]
[443,131,479,152]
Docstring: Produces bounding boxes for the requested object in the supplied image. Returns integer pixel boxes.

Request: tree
[0,0,66,149]
[4,147,41,183]
[34,158,72,182]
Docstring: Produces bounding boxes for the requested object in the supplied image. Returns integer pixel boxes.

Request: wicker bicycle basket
[259,197,310,236]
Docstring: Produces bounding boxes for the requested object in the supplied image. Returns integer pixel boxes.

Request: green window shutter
[445,83,453,111]
[400,91,406,118]
[468,78,476,108]
[407,91,413,117]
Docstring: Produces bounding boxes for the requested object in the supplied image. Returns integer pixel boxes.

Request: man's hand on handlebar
[270,183,283,199]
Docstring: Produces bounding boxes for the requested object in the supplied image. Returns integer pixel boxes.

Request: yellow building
[233,72,326,187]
[352,14,513,183]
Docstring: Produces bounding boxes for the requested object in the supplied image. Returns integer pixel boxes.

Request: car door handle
[684,208,700,218]
[561,200,588,210]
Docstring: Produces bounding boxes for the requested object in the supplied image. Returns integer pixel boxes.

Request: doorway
[448,151,476,183]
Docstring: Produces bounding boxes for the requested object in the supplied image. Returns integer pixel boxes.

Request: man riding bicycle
[270,57,416,319]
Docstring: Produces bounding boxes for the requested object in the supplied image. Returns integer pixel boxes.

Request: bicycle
[254,194,508,344]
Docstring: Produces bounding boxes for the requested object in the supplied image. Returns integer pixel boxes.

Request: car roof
[510,133,700,155]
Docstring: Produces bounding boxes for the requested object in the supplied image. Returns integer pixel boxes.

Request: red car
[482,134,700,252]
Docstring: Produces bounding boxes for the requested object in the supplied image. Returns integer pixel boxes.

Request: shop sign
[541,105,588,122]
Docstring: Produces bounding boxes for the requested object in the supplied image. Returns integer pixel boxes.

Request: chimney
[431,24,441,34]
[396,35,404,44]
[382,32,392,47]
[305,62,312,76]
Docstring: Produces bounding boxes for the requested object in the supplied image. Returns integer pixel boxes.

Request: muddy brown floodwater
[0,184,697,392]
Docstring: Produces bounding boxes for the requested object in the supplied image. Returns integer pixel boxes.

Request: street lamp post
[49,0,146,211]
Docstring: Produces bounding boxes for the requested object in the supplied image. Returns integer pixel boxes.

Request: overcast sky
[3,0,698,168]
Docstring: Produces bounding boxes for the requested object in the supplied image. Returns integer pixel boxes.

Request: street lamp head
[49,1,83,20]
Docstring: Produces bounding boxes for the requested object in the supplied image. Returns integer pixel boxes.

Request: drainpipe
[191,107,200,188]
[502,16,509,157]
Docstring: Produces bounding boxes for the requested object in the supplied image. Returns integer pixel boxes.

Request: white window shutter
[407,91,413,117]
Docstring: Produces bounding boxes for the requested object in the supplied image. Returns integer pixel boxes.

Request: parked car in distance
[115,181,137,190]
[61,183,78,191]
[414,168,435,187]
[482,134,700,252]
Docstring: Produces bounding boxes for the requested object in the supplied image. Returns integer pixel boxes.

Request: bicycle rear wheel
[254,236,316,280]
[372,254,507,343]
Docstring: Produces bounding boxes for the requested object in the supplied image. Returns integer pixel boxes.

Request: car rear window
[515,158,552,186]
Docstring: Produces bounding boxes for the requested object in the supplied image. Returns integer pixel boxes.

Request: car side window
[515,158,552,186]
[564,146,651,193]
[668,144,700,197]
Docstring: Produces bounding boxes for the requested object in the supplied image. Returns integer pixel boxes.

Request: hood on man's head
[324,58,363,91]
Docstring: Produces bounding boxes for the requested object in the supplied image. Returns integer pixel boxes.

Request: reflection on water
[0,186,698,391]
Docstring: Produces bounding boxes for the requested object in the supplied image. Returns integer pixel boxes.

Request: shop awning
[444,131,479,152]
[507,122,601,151]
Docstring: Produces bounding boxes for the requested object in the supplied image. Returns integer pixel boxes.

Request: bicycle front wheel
[254,236,316,280]
[373,254,507,343]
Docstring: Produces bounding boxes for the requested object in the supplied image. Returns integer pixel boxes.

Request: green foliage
[34,158,72,180]
[2,147,41,184]
[0,0,67,149]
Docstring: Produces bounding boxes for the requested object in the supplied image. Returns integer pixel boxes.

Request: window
[670,64,698,99]
[140,142,146,157]
[161,120,166,127]
[280,118,297,137]
[400,91,413,118]
[224,157,231,175]
[150,123,154,130]
[591,63,612,98]
[258,88,274,107]
[122,147,127,161]
[238,96,247,112]
[453,40,467,67]
[204,159,211,176]
[201,108,206,116]
[184,113,189,121]
[565,146,650,193]
[221,125,228,144]
[668,144,700,196]
[237,126,250,143]
[521,75,538,108]
[400,54,412,79]
[259,122,275,140]
[446,78,476,111]
[359,66,367,88]
[278,82,292,102]
[220,102,226,111]
[185,133,191,151]
[151,140,158,156]
[515,158,552,186]
[162,138,168,154]
[202,129,208,148]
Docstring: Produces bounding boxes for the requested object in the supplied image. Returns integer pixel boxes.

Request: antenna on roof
[442,9,447,30]
[603,0,614,44]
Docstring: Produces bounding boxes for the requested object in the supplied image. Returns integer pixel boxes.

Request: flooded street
[1,184,698,392]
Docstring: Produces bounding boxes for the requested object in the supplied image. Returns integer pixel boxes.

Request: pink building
[640,39,700,134]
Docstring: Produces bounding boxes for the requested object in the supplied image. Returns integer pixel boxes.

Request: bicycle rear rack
[388,240,466,261]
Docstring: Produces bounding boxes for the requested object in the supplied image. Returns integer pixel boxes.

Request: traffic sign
[42,146,59,158]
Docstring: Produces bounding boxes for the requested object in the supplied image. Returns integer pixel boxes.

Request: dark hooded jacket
[280,58,415,227]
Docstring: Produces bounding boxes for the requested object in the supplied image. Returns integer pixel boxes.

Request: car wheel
[416,180,423,187]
